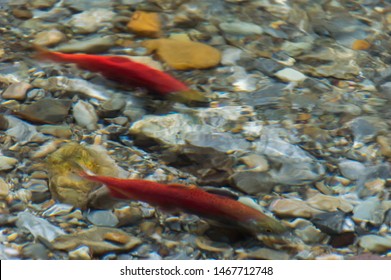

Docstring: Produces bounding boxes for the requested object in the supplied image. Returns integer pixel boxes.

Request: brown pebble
[103,232,130,244]
[127,11,161,38]
[352,39,371,50]
[12,8,33,19]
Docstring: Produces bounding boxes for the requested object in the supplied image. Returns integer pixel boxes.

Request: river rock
[16,212,65,242]
[2,82,31,100]
[352,197,385,226]
[86,210,119,227]
[52,227,141,255]
[15,99,72,124]
[30,0,57,9]
[338,159,366,180]
[358,235,391,253]
[219,21,263,35]
[68,246,91,260]
[33,29,66,47]
[270,198,325,218]
[68,9,115,34]
[127,11,161,38]
[275,68,307,83]
[0,156,18,171]
[37,125,72,139]
[143,38,221,70]
[0,178,10,198]
[73,100,98,130]
[54,36,116,53]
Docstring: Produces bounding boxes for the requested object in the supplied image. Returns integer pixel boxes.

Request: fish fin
[166,183,197,190]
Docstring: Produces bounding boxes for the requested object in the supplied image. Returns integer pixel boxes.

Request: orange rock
[142,38,221,70]
[352,39,371,50]
[127,11,161,38]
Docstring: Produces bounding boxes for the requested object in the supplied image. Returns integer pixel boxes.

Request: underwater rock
[270,198,325,218]
[0,156,18,171]
[33,29,66,47]
[73,100,99,130]
[311,211,347,235]
[352,197,385,226]
[306,193,354,213]
[68,9,115,34]
[32,77,109,101]
[127,11,161,38]
[46,143,122,209]
[14,99,72,124]
[358,235,391,253]
[16,212,65,242]
[54,36,116,54]
[52,227,141,255]
[0,178,10,198]
[86,210,119,227]
[2,82,31,100]
[275,68,307,83]
[37,125,72,139]
[347,116,389,147]
[4,116,43,144]
[338,159,366,181]
[219,21,263,35]
[68,246,91,260]
[143,38,221,70]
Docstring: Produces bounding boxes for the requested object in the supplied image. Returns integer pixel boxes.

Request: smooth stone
[143,38,221,70]
[16,212,65,242]
[12,8,33,19]
[306,193,354,213]
[21,243,49,260]
[37,125,72,139]
[33,29,66,47]
[73,100,98,130]
[15,99,72,124]
[231,171,274,194]
[311,211,347,235]
[53,227,141,255]
[127,11,161,38]
[270,198,325,218]
[68,246,91,260]
[275,68,307,83]
[352,197,385,226]
[2,82,31,100]
[221,47,243,66]
[4,116,42,144]
[0,178,10,198]
[68,9,115,34]
[30,0,57,9]
[0,156,18,171]
[377,135,391,157]
[54,36,116,53]
[338,160,366,180]
[359,235,391,253]
[219,21,263,35]
[86,210,119,227]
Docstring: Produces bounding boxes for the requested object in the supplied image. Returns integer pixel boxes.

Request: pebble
[12,8,33,19]
[221,47,243,66]
[2,82,31,100]
[352,197,385,226]
[270,198,325,218]
[54,36,116,53]
[68,246,92,260]
[352,39,371,51]
[21,243,49,260]
[127,11,161,38]
[306,193,354,213]
[219,21,263,35]
[338,159,366,180]
[73,100,99,130]
[16,212,65,242]
[142,38,221,70]
[275,68,307,83]
[0,178,10,198]
[33,29,66,47]
[0,156,18,171]
[86,210,119,227]
[68,9,115,34]
[53,227,141,255]
[37,125,72,139]
[359,235,391,253]
[311,211,347,235]
[15,99,72,124]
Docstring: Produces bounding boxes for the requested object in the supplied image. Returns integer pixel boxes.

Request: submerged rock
[143,38,221,70]
[127,11,161,38]
[68,9,115,34]
[53,227,141,255]
[16,212,65,242]
[358,235,391,253]
[1,82,31,100]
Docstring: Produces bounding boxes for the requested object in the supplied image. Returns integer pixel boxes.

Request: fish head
[248,216,289,235]
[168,90,210,106]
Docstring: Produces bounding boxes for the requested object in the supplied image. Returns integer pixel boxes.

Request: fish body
[80,172,287,234]
[35,48,208,104]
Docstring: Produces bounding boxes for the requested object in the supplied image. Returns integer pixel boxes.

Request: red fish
[80,171,287,234]
[34,46,208,104]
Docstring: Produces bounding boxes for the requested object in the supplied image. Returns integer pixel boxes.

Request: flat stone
[33,29,66,47]
[143,38,221,70]
[0,156,18,171]
[359,235,391,253]
[0,178,10,198]
[15,99,72,124]
[68,9,115,34]
[2,82,31,100]
[54,36,116,53]
[127,11,161,38]
[52,227,141,255]
[275,68,307,83]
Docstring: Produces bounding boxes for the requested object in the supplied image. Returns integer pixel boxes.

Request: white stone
[275,68,307,82]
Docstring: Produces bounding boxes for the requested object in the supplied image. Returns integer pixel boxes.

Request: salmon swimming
[34,46,208,104]
[80,171,288,235]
